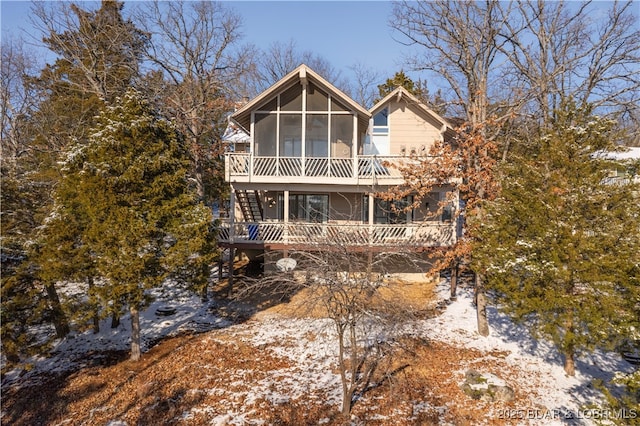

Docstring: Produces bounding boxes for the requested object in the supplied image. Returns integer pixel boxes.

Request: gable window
[252,82,354,160]
[280,84,302,111]
[372,107,389,134]
[307,83,328,111]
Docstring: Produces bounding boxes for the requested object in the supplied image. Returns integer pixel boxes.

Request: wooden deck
[217,221,456,251]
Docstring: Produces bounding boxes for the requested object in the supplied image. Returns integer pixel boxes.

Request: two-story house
[218,64,459,278]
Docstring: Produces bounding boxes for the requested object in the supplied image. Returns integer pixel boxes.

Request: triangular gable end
[370,86,454,138]
[231,64,370,133]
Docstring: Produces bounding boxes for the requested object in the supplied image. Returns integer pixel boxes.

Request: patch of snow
[467,372,507,390]
[593,147,640,161]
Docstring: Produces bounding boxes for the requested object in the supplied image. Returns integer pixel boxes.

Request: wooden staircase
[236,190,264,221]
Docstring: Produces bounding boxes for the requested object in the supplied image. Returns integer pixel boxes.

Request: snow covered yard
[2,277,636,425]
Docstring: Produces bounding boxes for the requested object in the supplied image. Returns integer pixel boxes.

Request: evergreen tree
[64,88,213,361]
[24,0,148,338]
[0,37,72,362]
[0,174,55,364]
[473,103,640,376]
[376,71,447,116]
[377,71,422,99]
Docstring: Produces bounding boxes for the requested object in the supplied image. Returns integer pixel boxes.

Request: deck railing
[217,221,456,248]
[226,153,410,181]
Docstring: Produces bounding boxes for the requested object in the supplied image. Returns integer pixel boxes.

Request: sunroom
[226,65,407,185]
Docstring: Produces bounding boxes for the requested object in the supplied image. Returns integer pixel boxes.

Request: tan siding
[388,101,443,155]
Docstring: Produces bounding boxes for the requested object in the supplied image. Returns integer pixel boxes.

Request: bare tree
[391,0,513,336]
[346,62,381,109]
[391,0,516,127]
[238,238,425,416]
[134,0,252,205]
[244,39,350,97]
[500,0,640,127]
[1,37,40,176]
[390,0,640,340]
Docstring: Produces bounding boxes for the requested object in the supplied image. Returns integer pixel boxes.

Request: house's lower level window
[279,193,329,223]
[363,196,413,224]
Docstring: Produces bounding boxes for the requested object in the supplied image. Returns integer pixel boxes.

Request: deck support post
[368,193,374,246]
[283,189,290,244]
[228,186,236,294]
[228,247,235,294]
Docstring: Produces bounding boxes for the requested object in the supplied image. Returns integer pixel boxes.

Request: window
[307,83,328,111]
[425,192,454,221]
[363,196,413,224]
[254,113,276,156]
[372,107,389,134]
[306,115,328,157]
[280,83,303,111]
[279,114,302,156]
[331,115,353,158]
[252,82,355,159]
[256,97,277,112]
[279,193,329,223]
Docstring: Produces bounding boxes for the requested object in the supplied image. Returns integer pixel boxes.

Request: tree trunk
[111,311,120,329]
[475,273,490,336]
[450,262,458,300]
[563,315,576,376]
[130,305,141,361]
[217,256,224,283]
[44,282,70,338]
[87,276,100,333]
[227,247,235,296]
[200,277,209,303]
[563,349,576,376]
[337,323,352,416]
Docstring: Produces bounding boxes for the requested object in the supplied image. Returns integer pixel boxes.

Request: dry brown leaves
[2,280,541,425]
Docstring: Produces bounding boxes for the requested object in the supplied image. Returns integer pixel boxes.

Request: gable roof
[370,86,456,139]
[222,121,250,144]
[231,64,371,132]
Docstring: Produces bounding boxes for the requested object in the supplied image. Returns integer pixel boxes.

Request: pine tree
[377,71,422,99]
[1,172,55,364]
[65,88,213,361]
[24,0,148,337]
[473,103,640,376]
[375,71,446,115]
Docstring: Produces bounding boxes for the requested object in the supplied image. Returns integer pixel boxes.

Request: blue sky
[1,1,416,85]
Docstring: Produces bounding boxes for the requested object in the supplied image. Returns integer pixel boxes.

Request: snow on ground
[412,281,636,425]
[1,279,231,387]
[3,275,636,425]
